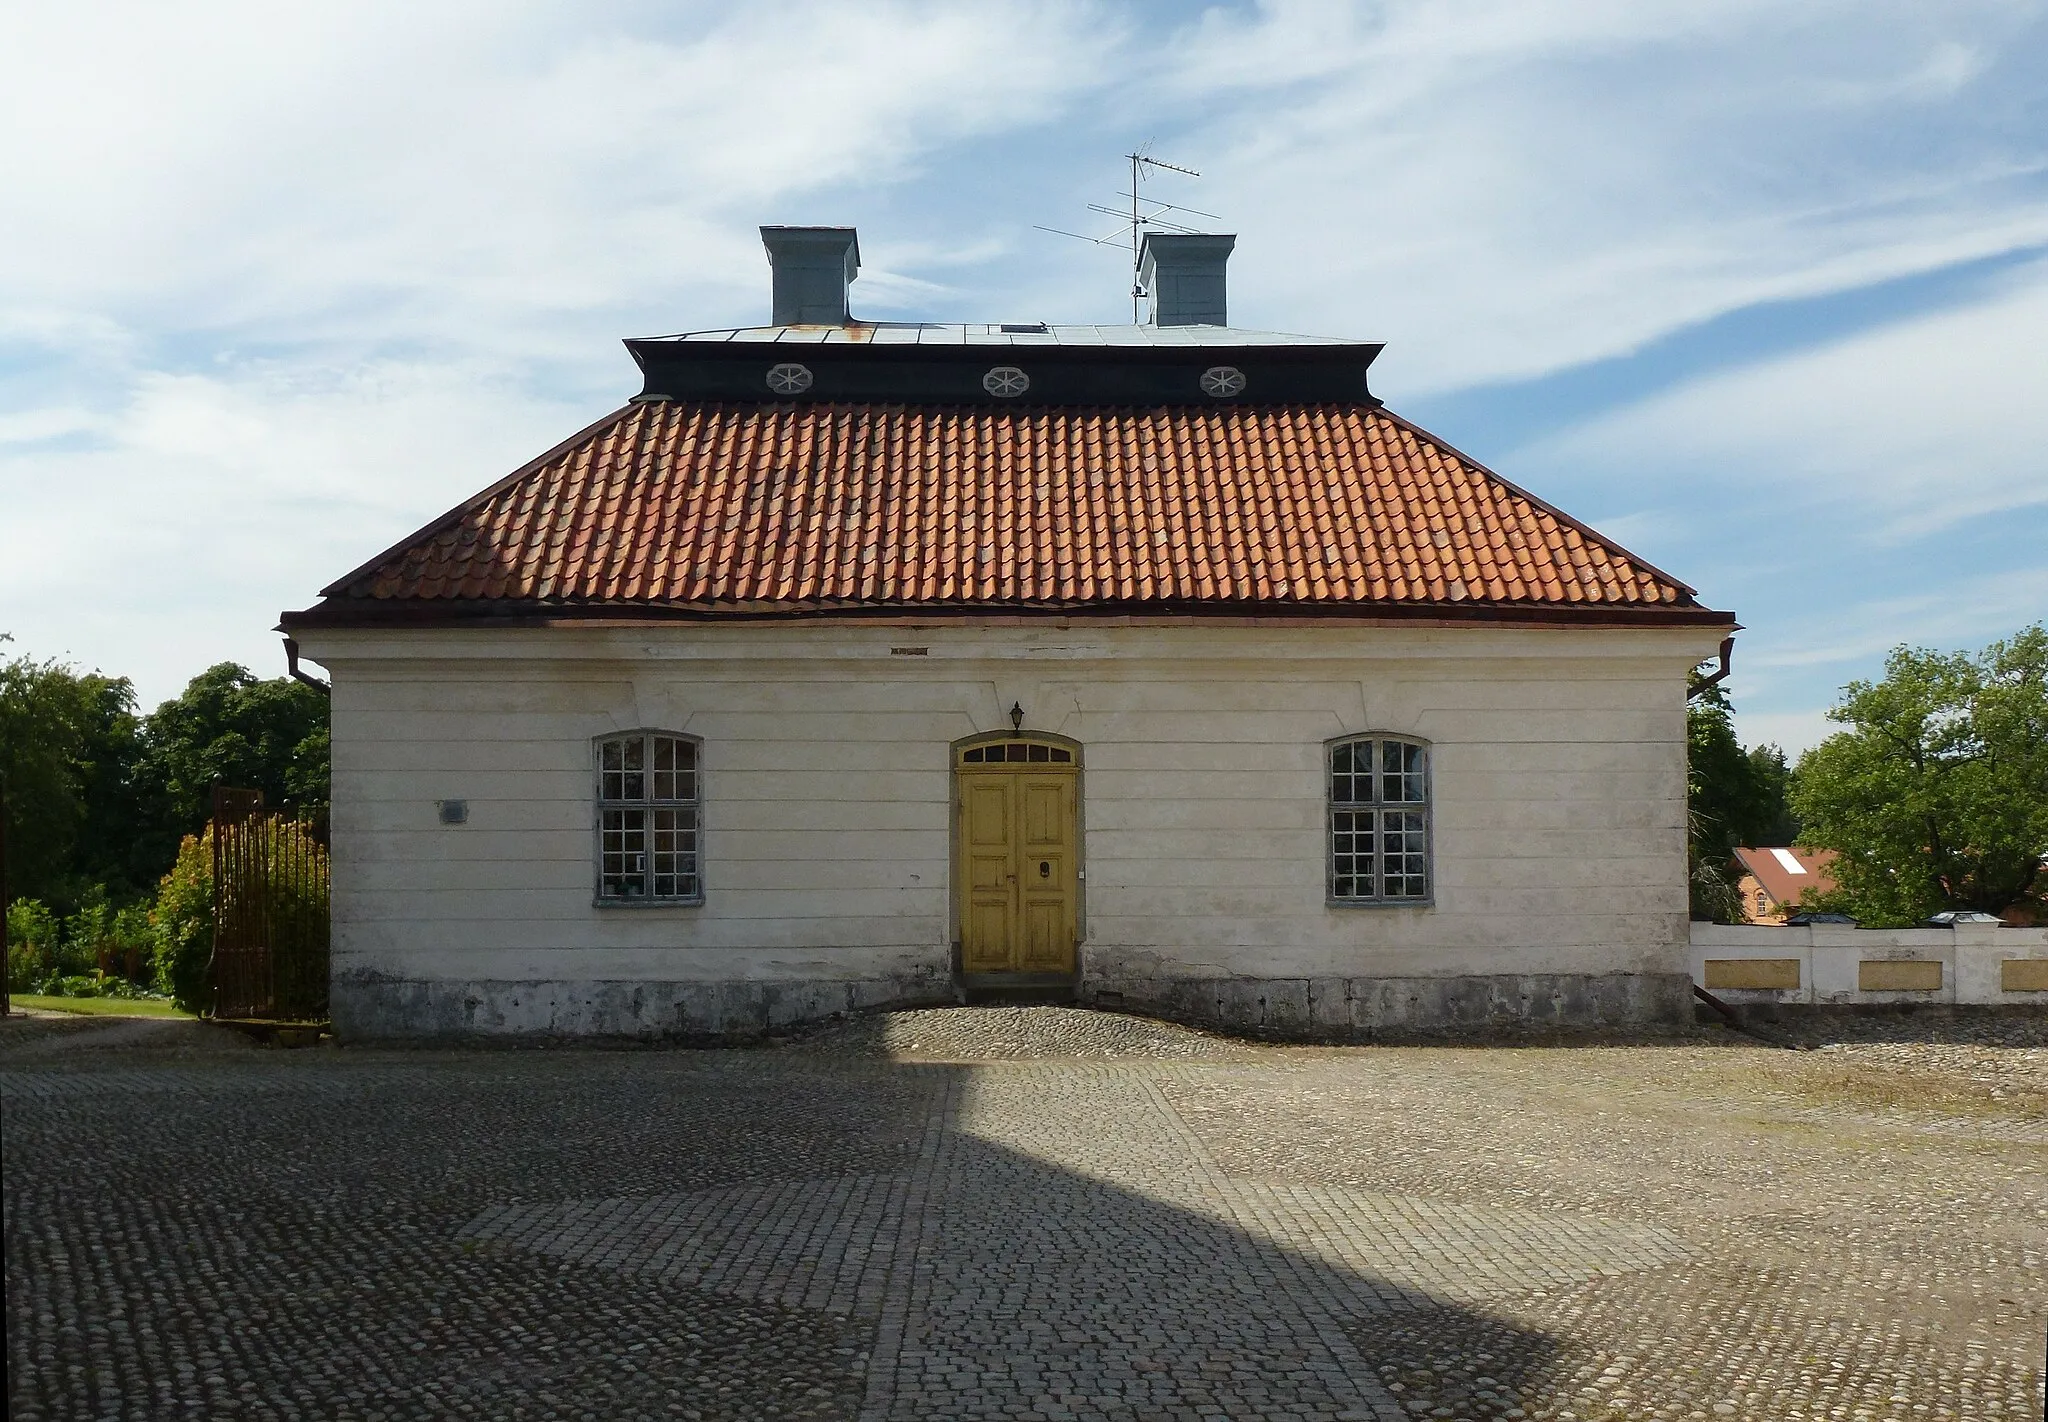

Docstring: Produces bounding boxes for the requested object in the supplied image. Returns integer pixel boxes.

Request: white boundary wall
[1691,923,2048,1006]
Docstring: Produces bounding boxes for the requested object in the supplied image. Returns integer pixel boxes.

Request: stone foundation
[333,968,1692,1043]
[330,970,955,1044]
[1080,971,1694,1038]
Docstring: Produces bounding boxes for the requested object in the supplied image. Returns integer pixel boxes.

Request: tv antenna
[1036,146,1217,321]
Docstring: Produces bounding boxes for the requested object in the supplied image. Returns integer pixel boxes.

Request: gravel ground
[5,1005,2044,1421]
[789,1004,1256,1061]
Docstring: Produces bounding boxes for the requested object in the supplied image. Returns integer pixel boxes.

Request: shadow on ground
[2,1022,1589,1420]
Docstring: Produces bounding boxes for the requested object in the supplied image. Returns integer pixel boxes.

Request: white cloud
[4,0,2045,714]
[1737,566,2048,676]
[0,1,1118,346]
[1153,0,2048,391]
[1521,258,2048,538]
[1732,709,1839,759]
[0,360,597,704]
[0,406,100,445]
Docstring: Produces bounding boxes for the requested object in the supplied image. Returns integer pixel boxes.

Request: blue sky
[3,0,2045,756]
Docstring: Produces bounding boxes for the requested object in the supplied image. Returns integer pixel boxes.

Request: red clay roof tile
[302,401,1724,623]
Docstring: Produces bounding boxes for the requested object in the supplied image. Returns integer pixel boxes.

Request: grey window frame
[594,730,703,907]
[1326,734,1433,908]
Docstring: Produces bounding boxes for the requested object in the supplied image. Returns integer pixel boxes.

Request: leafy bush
[34,972,169,1001]
[7,897,62,991]
[149,830,214,1012]
[59,889,153,980]
[143,816,328,1015]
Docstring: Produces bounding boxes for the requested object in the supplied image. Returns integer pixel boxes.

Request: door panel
[958,774,1017,973]
[956,757,1077,974]
[1021,894,1069,971]
[1022,779,1066,846]
[967,782,1011,846]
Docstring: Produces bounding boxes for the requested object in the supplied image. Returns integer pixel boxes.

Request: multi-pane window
[596,732,700,904]
[1329,737,1430,904]
[960,743,1073,763]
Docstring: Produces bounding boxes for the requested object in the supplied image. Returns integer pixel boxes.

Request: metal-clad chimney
[1138,232,1236,326]
[760,226,860,326]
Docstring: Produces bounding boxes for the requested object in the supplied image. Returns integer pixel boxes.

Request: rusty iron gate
[211,786,331,1021]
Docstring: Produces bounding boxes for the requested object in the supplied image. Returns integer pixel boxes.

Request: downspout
[1687,634,1735,700]
[283,638,331,695]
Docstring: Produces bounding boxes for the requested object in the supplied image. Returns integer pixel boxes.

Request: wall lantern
[1009,702,1025,736]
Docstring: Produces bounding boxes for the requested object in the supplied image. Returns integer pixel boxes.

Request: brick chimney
[760,226,860,326]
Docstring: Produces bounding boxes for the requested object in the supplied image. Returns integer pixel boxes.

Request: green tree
[0,638,140,910]
[1745,743,1799,846]
[1686,672,1797,920]
[1792,624,2048,925]
[69,676,150,900]
[129,663,329,873]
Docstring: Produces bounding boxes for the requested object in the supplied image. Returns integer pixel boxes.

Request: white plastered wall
[290,620,1725,994]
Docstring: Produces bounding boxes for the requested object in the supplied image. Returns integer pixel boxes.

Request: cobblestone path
[4,1007,2044,1420]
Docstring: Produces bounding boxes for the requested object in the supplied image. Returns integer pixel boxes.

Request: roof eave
[281,597,1739,633]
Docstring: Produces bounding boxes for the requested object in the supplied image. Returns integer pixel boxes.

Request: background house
[1731,846,1840,923]
[282,226,1736,1041]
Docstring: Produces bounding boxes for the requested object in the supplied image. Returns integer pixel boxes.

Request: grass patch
[10,994,193,1019]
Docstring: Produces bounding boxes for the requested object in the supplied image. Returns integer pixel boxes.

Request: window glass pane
[1331,808,1374,899]
[650,806,699,899]
[1383,740,1426,803]
[616,735,645,802]
[1331,739,1371,805]
[963,747,984,762]
[1382,809,1428,897]
[600,807,648,898]
[1028,743,1050,762]
[600,737,627,802]
[651,735,697,801]
[652,736,674,800]
[1050,748,1071,763]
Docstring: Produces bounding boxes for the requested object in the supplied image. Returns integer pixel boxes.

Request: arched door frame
[948,730,1086,977]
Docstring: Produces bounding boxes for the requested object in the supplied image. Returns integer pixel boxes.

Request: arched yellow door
[955,740,1079,974]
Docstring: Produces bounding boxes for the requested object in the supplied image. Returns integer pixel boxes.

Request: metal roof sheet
[645,323,1354,348]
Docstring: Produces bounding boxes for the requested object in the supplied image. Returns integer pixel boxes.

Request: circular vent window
[765,363,814,395]
[982,365,1031,398]
[1199,365,1247,397]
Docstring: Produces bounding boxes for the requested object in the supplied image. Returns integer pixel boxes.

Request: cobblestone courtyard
[4,1007,2044,1421]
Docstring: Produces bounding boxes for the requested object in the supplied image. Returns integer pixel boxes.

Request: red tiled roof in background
[1733,847,1841,909]
[298,401,1728,622]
